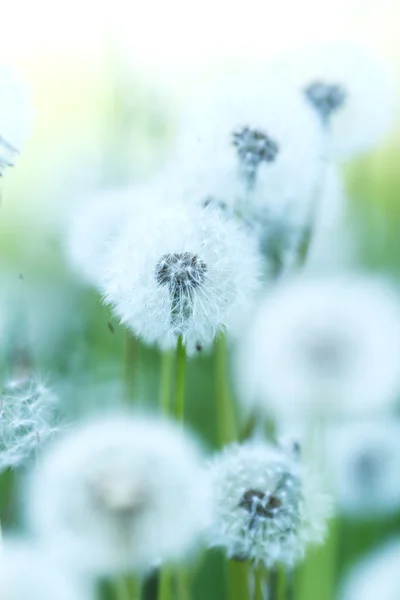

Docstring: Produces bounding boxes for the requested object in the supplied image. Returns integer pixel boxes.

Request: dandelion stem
[160,350,174,415]
[113,577,131,600]
[215,334,237,446]
[253,565,265,600]
[157,567,173,600]
[124,332,140,403]
[227,559,251,600]
[176,567,190,600]
[174,335,186,422]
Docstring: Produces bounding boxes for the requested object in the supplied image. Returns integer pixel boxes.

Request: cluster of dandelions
[1,39,400,600]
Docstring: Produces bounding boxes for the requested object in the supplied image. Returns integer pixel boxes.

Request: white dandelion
[339,539,400,600]
[176,70,324,212]
[101,198,262,355]
[25,413,211,576]
[274,41,396,160]
[0,67,30,176]
[0,537,92,600]
[64,187,135,286]
[236,274,400,420]
[326,420,400,518]
[207,440,331,568]
[0,375,60,471]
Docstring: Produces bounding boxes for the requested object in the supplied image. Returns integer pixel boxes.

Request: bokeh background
[1,1,400,597]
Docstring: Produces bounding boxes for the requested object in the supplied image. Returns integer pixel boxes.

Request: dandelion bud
[0,538,91,600]
[339,539,400,600]
[237,274,400,420]
[101,200,262,355]
[25,413,211,576]
[0,67,30,176]
[207,441,332,568]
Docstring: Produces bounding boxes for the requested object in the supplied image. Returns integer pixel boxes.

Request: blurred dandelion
[0,67,30,176]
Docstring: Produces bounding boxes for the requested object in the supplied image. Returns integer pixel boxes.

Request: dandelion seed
[101,199,262,355]
[237,274,400,419]
[26,413,211,576]
[207,441,331,568]
[0,538,92,600]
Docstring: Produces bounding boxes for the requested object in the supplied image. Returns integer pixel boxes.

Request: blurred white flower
[64,188,134,286]
[0,67,30,175]
[237,274,400,419]
[326,420,400,517]
[175,69,324,232]
[26,413,211,576]
[101,199,262,355]
[339,539,400,600]
[274,41,396,160]
[0,537,91,600]
[0,376,60,471]
[207,440,331,568]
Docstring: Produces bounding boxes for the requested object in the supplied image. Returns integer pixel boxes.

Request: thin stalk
[157,567,173,600]
[113,577,131,600]
[227,559,251,600]
[215,334,237,446]
[124,333,140,403]
[174,335,186,422]
[159,350,174,415]
[176,567,190,600]
[253,565,265,600]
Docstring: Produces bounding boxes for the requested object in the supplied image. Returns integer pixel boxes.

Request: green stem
[176,567,190,600]
[160,350,174,415]
[113,577,131,600]
[215,334,237,446]
[174,335,186,422]
[227,559,251,600]
[253,565,265,600]
[124,333,140,403]
[157,567,172,600]
[269,569,285,600]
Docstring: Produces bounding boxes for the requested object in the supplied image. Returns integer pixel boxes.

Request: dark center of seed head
[232,126,279,177]
[304,81,347,123]
[155,253,207,290]
[238,488,282,520]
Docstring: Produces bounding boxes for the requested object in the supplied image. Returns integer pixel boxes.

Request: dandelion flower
[0,67,30,175]
[207,440,331,568]
[326,420,400,517]
[175,70,324,219]
[339,539,400,600]
[101,199,262,355]
[0,375,60,471]
[26,413,211,576]
[275,41,396,159]
[0,538,92,600]
[237,274,400,419]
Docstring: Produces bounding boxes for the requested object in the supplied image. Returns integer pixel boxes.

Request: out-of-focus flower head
[0,537,92,600]
[326,420,400,518]
[101,197,262,355]
[207,440,331,568]
[26,413,211,576]
[236,274,400,420]
[274,41,396,160]
[0,67,31,176]
[0,375,60,472]
[339,539,400,600]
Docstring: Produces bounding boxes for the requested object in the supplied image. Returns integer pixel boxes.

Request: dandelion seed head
[237,274,400,419]
[101,199,262,355]
[0,538,91,600]
[207,441,331,568]
[304,81,347,123]
[339,539,400,600]
[327,421,400,518]
[26,413,212,576]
